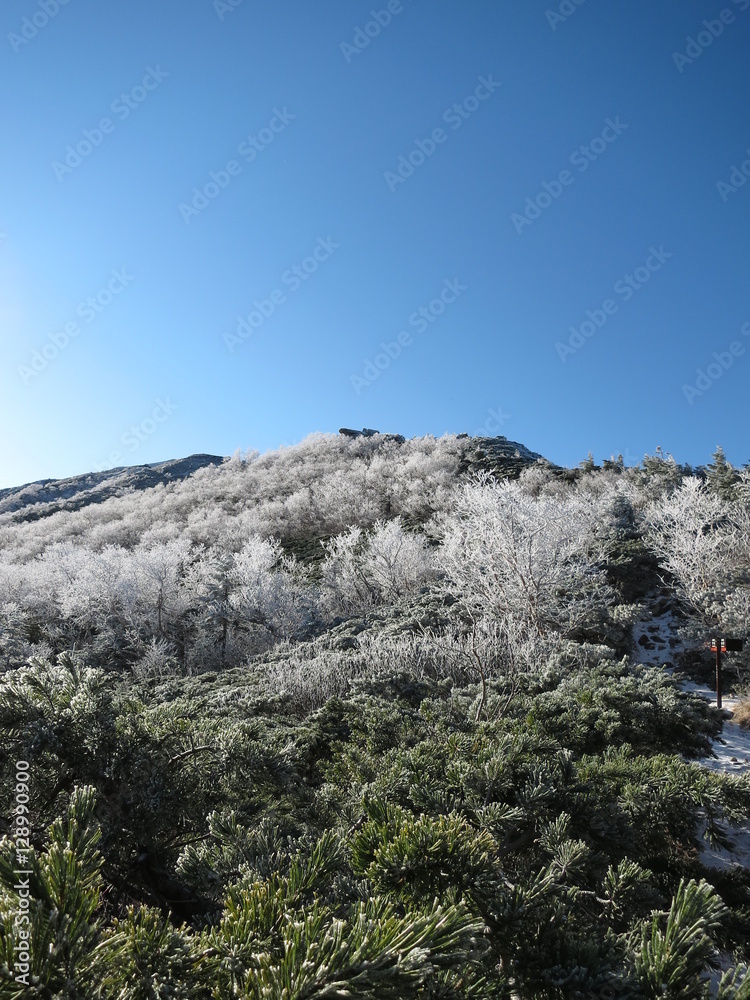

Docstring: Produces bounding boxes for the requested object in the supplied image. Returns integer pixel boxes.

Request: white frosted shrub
[435,474,615,635]
[645,477,750,626]
[319,518,436,618]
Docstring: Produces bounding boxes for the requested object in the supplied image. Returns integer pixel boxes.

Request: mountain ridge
[0,454,226,521]
[0,433,550,525]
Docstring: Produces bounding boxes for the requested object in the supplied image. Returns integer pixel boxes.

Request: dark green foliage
[517,659,722,758]
[599,500,662,604]
[706,446,739,500]
[2,647,750,997]
[632,878,726,998]
[640,447,689,485]
[0,786,112,998]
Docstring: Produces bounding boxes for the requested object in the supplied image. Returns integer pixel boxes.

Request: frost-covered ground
[632,602,750,872]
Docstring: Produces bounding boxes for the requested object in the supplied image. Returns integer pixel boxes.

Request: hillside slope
[0,454,225,521]
[2,433,750,999]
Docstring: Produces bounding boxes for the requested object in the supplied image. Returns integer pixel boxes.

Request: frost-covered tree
[644,476,750,628]
[132,539,193,642]
[362,518,436,602]
[418,614,548,720]
[319,518,435,617]
[706,445,738,500]
[319,526,378,616]
[229,535,312,643]
[0,602,43,671]
[434,474,616,636]
[41,543,141,659]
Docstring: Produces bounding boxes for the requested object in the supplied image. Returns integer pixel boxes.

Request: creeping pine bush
[3,652,750,996]
[264,641,357,712]
[262,616,555,716]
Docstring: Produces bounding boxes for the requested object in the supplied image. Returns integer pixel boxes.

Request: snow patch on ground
[701,825,750,872]
[631,606,686,668]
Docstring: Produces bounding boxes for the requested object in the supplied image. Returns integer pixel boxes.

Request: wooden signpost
[710,636,744,709]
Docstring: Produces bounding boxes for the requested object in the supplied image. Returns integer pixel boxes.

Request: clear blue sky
[2,0,749,487]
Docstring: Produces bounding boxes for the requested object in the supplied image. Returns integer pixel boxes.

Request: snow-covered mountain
[0,454,225,521]
[0,432,546,525]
